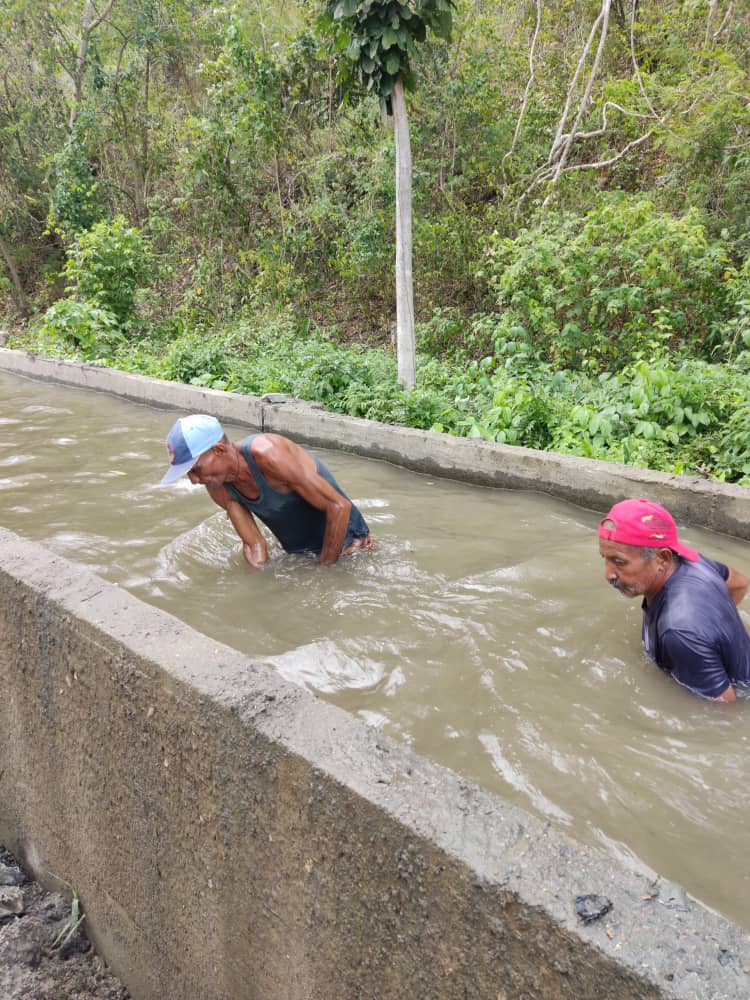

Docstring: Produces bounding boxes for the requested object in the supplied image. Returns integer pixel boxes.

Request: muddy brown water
[2,371,749,929]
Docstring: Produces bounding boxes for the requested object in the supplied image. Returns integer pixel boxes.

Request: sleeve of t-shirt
[701,555,729,582]
[659,628,732,699]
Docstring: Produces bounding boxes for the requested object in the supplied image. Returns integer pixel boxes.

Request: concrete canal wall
[1,347,750,538]
[2,528,750,1000]
[1,349,750,999]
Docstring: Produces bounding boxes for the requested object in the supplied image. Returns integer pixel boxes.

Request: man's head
[598,498,698,600]
[161,414,226,484]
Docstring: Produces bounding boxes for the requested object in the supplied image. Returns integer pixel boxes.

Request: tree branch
[549,99,652,163]
[630,0,660,121]
[69,0,116,129]
[549,129,653,175]
[545,0,612,202]
[502,0,543,183]
[547,2,606,166]
[0,231,30,318]
[712,2,734,43]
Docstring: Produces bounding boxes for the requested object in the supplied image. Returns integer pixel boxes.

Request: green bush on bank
[483,196,747,370]
[33,217,154,361]
[62,216,153,326]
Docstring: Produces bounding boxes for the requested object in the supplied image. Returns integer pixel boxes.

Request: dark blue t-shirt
[642,555,750,699]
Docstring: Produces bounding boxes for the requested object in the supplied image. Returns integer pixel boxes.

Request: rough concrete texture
[1,528,750,1000]
[2,347,750,539]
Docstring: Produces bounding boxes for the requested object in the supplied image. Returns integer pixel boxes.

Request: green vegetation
[2,0,750,482]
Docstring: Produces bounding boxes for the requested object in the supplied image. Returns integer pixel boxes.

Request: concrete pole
[391,77,416,388]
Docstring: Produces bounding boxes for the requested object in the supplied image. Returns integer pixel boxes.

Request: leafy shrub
[18,301,750,484]
[159,331,236,389]
[47,131,105,237]
[416,307,466,358]
[37,298,121,359]
[484,196,736,370]
[63,216,153,325]
[722,257,750,361]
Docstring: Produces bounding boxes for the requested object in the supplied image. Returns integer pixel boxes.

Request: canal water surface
[2,370,749,928]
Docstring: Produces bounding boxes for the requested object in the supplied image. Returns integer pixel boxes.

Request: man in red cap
[598,497,750,702]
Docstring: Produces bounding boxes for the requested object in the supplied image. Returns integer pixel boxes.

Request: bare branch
[704,0,719,50]
[69,0,116,129]
[85,0,116,34]
[545,0,612,202]
[501,0,543,182]
[630,0,660,121]
[549,100,653,163]
[518,126,653,214]
[548,2,607,166]
[552,129,653,176]
[713,2,734,42]
[0,232,30,318]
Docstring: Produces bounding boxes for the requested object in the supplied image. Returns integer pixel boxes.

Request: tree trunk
[0,232,29,318]
[69,0,115,129]
[391,77,416,388]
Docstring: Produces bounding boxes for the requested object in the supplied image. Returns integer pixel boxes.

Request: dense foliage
[1,0,749,482]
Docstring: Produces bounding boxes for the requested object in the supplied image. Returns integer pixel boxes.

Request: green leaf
[385,52,401,74]
[635,420,655,439]
[381,26,398,48]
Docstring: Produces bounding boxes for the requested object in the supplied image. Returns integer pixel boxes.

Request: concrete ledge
[1,527,749,999]
[1,348,750,539]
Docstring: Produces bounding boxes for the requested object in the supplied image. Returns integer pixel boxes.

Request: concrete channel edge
[1,347,750,539]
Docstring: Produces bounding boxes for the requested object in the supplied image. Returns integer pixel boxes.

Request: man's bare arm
[226,501,268,568]
[206,484,268,568]
[714,683,737,703]
[725,567,750,606]
[252,436,351,564]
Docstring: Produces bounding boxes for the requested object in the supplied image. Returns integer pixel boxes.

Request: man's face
[599,538,666,600]
[187,445,230,487]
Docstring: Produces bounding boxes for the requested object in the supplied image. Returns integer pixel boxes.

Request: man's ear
[657,547,673,568]
[211,440,229,456]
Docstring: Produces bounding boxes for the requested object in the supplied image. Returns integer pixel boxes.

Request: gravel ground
[0,847,130,1000]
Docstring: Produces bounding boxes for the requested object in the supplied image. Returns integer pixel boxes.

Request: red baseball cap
[598,498,699,562]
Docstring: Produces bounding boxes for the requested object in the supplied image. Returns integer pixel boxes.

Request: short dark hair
[640,546,681,564]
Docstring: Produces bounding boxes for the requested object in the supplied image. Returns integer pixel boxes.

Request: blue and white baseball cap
[161,414,224,484]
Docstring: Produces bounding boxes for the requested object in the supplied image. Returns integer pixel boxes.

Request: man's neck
[227,442,259,499]
[645,554,679,603]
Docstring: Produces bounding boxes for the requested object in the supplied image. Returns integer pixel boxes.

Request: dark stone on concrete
[0,864,25,887]
[575,894,614,924]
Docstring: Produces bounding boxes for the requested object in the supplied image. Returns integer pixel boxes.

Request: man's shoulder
[657,557,729,630]
[672,555,726,589]
[693,554,728,580]
[248,432,290,458]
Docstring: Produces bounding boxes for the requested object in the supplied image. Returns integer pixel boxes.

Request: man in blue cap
[161,414,372,567]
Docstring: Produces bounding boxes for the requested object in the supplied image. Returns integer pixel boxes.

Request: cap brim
[674,541,700,562]
[160,458,196,485]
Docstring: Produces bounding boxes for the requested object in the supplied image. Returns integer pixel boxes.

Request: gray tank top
[224,435,369,554]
